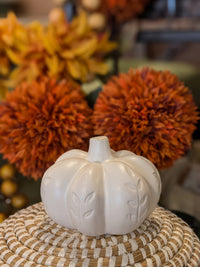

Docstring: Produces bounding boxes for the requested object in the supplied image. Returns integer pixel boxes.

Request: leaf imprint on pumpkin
[84,192,95,204]
[127,200,137,210]
[127,213,136,222]
[124,166,134,177]
[124,182,136,192]
[137,179,143,189]
[83,209,94,219]
[141,194,148,204]
[72,192,79,207]
[152,171,158,179]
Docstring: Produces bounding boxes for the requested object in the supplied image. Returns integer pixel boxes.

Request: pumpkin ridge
[68,162,106,235]
[56,149,88,162]
[66,161,91,228]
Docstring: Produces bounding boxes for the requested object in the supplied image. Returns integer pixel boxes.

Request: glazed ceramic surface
[41,136,161,236]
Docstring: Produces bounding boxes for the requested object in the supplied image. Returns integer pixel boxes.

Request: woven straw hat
[0,202,199,267]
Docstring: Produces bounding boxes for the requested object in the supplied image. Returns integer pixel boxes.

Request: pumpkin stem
[87,136,112,162]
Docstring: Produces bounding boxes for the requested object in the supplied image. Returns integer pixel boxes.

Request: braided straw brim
[0,203,199,267]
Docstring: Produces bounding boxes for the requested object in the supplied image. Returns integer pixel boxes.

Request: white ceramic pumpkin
[41,136,161,236]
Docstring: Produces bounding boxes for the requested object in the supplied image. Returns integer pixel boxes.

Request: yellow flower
[0,9,117,93]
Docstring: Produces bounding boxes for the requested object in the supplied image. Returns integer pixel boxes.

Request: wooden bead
[0,212,7,223]
[82,0,101,11]
[0,180,18,197]
[0,164,15,180]
[11,194,28,209]
[88,13,106,30]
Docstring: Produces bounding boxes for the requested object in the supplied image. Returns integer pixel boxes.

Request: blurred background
[0,0,54,17]
[0,0,200,236]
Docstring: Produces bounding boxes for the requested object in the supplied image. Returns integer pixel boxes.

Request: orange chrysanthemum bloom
[93,68,199,169]
[101,0,150,22]
[0,78,93,180]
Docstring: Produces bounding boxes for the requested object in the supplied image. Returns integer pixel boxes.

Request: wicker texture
[0,202,199,267]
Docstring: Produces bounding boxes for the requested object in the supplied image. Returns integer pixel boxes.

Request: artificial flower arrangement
[0,6,198,181]
[0,8,116,99]
[0,67,198,180]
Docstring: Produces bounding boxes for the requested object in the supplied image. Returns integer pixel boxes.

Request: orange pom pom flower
[93,68,199,169]
[0,78,93,180]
